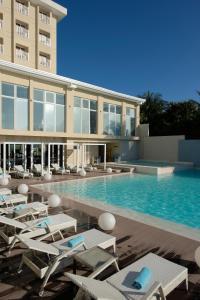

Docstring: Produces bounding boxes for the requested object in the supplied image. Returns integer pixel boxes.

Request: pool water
[40,169,200,229]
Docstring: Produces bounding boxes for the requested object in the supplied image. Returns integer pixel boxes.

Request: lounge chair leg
[114,260,120,272]
[185,278,189,291]
[17,259,24,274]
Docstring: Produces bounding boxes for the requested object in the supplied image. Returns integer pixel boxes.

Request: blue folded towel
[132,267,152,290]
[36,217,52,228]
[0,195,7,201]
[14,204,26,211]
[67,235,85,248]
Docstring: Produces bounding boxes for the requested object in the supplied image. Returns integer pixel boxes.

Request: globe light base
[107,168,112,174]
[98,212,116,231]
[48,194,61,208]
[0,177,9,186]
[18,184,29,194]
[44,173,52,181]
[79,169,86,177]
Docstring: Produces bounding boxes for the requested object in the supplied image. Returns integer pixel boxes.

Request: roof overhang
[31,0,67,21]
[0,60,145,105]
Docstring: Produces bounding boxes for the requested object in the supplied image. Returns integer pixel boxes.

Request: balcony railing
[16,2,29,16]
[16,50,29,61]
[16,26,29,38]
[39,34,51,47]
[0,44,3,54]
[39,13,50,24]
[39,57,50,68]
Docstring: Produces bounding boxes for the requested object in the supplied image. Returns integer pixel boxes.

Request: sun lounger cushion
[67,235,85,248]
[132,267,152,290]
[14,204,26,211]
[36,217,52,228]
[0,195,7,201]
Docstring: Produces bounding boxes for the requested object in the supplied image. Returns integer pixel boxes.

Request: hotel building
[0,0,145,171]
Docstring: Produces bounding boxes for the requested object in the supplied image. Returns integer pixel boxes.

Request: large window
[33,89,65,132]
[103,103,121,136]
[126,107,136,136]
[1,82,28,130]
[73,97,97,134]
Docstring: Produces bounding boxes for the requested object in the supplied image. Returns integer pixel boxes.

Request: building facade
[0,0,145,170]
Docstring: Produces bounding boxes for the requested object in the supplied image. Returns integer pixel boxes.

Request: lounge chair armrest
[141,281,166,300]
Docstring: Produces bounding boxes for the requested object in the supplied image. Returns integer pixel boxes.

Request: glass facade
[33,89,65,132]
[73,97,97,134]
[103,103,121,136]
[1,82,28,130]
[126,107,136,136]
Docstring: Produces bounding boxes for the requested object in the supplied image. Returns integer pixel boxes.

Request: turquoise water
[41,170,200,229]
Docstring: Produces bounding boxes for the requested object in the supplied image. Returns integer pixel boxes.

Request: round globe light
[79,169,86,177]
[195,247,200,268]
[0,177,9,186]
[18,183,29,194]
[44,173,52,181]
[48,194,61,208]
[107,168,112,174]
[98,212,116,231]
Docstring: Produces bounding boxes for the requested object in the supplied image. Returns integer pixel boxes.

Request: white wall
[140,135,185,162]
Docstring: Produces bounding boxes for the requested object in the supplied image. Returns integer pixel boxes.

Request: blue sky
[55,0,200,102]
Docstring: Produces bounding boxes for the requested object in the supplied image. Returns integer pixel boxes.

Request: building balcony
[16,2,29,16]
[39,12,50,25]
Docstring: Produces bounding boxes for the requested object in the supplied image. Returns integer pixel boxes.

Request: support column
[58,145,60,166]
[81,144,84,170]
[77,145,80,172]
[3,143,6,176]
[62,145,65,169]
[8,144,11,172]
[104,144,107,170]
[48,144,50,173]
[41,143,44,176]
[24,144,27,170]
[13,144,16,168]
[30,144,33,170]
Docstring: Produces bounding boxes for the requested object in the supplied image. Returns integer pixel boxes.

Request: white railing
[16,25,29,38]
[16,2,28,16]
[0,44,3,54]
[39,34,51,47]
[39,12,50,24]
[39,56,50,68]
[0,20,3,29]
[16,50,28,61]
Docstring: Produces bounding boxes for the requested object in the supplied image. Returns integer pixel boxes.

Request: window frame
[33,89,65,132]
[73,96,97,134]
[1,82,29,130]
[103,102,122,136]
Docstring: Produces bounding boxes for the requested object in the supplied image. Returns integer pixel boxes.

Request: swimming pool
[37,169,200,230]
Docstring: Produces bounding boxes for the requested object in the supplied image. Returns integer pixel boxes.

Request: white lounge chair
[0,201,48,219]
[16,228,116,296]
[0,188,12,195]
[0,194,27,208]
[51,163,70,175]
[66,252,188,300]
[0,213,77,247]
[14,165,33,179]
[33,164,49,176]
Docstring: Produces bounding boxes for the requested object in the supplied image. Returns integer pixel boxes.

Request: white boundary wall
[140,135,185,162]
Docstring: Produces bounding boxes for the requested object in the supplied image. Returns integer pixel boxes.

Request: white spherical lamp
[98,212,116,231]
[107,168,112,174]
[44,173,52,181]
[195,247,200,267]
[18,184,29,194]
[79,169,86,177]
[0,177,9,186]
[48,194,61,208]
